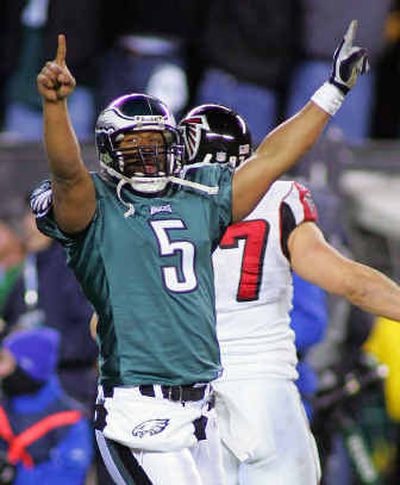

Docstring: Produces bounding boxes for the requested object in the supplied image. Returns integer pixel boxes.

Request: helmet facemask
[108,128,181,193]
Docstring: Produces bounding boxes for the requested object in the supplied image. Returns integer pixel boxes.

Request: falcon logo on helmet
[180,115,210,162]
[179,104,252,168]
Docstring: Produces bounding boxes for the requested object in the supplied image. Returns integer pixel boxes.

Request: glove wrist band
[311,82,346,116]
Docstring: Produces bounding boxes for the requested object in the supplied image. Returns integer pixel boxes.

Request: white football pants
[213,377,321,485]
[95,385,225,484]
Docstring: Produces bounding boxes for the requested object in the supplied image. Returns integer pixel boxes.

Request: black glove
[329,20,369,94]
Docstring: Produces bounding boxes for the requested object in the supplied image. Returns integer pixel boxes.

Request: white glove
[329,20,369,94]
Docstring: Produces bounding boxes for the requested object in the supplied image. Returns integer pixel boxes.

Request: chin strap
[101,161,219,218]
[116,179,135,218]
[168,176,219,195]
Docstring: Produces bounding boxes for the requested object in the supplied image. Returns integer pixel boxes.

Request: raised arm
[37,34,96,233]
[232,20,369,222]
[289,222,400,322]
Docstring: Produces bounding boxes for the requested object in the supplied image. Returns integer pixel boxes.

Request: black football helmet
[95,93,183,193]
[179,104,252,168]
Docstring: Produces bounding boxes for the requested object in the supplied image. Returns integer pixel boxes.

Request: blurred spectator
[285,1,393,144]
[364,316,400,422]
[2,208,97,412]
[0,327,93,485]
[2,0,101,141]
[371,0,400,138]
[290,271,328,421]
[96,0,209,117]
[364,316,400,481]
[312,310,385,485]
[0,222,25,317]
[0,0,25,132]
[195,0,301,146]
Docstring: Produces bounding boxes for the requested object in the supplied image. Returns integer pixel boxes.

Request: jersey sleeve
[30,180,72,245]
[280,181,318,259]
[287,181,318,224]
[30,179,98,250]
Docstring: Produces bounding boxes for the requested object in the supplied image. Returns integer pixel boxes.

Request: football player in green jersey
[34,23,367,485]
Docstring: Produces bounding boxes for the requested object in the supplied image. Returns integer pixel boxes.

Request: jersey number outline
[150,219,197,293]
[219,220,270,301]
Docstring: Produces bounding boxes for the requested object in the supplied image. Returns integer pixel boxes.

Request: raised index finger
[344,20,358,45]
[55,34,66,66]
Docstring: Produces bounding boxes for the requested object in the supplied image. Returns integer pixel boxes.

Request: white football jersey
[213,180,318,381]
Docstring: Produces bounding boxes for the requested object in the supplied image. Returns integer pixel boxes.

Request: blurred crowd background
[1,0,400,143]
[1,1,400,484]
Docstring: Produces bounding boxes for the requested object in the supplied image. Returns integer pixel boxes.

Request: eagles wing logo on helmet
[30,181,53,218]
[180,115,210,162]
[132,419,170,438]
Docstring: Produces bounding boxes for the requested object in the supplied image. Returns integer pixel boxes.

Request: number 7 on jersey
[219,220,270,301]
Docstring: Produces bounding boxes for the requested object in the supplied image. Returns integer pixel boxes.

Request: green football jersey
[32,165,232,386]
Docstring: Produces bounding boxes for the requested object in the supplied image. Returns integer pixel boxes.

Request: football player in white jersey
[179,107,400,484]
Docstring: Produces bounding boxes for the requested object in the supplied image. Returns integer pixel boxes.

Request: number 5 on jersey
[150,219,197,293]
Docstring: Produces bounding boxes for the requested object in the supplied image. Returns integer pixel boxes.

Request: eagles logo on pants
[94,385,226,485]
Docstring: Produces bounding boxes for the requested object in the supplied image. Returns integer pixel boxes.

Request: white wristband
[311,82,345,116]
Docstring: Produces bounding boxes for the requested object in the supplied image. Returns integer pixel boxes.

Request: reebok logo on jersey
[132,419,170,438]
[150,204,173,215]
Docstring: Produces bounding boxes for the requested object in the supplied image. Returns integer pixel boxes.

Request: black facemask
[1,366,45,397]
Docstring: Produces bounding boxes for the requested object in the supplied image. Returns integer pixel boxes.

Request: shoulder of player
[30,172,108,218]
[257,180,296,205]
[278,179,314,202]
[240,180,293,219]
[181,163,231,181]
[91,171,109,187]
[251,179,315,217]
[30,179,53,218]
[90,172,117,199]
[282,179,318,221]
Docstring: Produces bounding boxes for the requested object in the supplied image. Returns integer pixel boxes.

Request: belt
[103,384,207,402]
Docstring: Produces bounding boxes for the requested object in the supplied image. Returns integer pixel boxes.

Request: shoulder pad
[30,180,53,217]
